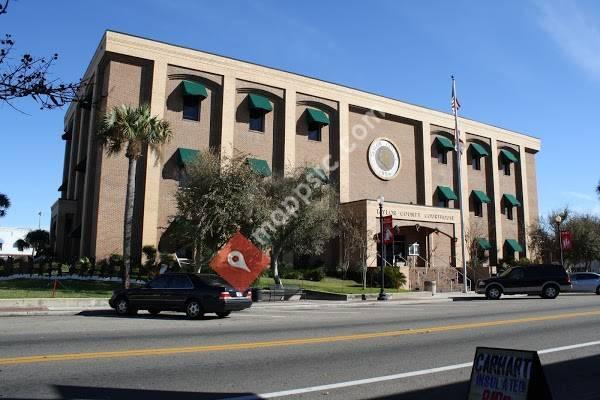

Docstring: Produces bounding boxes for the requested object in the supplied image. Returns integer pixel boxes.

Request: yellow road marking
[2,309,600,366]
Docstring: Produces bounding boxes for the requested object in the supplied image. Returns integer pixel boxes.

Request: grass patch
[0,279,124,299]
[252,277,407,294]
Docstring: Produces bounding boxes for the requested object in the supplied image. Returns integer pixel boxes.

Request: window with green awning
[306,108,330,126]
[306,166,328,183]
[472,190,491,203]
[436,186,458,201]
[176,148,199,167]
[476,238,492,250]
[247,93,273,112]
[503,194,521,207]
[434,136,454,152]
[247,158,272,177]
[505,239,523,253]
[182,80,208,98]
[500,149,518,163]
[470,142,489,158]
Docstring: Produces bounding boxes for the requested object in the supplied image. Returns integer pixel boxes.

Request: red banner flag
[560,230,572,251]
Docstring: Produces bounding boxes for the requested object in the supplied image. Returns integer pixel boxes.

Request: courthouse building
[51,31,540,286]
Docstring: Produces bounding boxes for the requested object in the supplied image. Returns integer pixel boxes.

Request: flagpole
[452,76,469,293]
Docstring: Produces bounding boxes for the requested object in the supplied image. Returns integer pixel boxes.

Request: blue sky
[1,0,599,229]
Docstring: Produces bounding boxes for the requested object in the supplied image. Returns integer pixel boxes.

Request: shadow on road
[77,310,222,321]
[451,296,541,302]
[367,353,600,400]
[6,385,259,400]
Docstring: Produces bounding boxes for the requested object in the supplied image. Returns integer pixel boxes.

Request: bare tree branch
[0,1,85,110]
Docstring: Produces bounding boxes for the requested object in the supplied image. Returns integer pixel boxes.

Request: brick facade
[51,31,541,281]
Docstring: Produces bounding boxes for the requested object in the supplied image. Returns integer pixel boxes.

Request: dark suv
[109,273,252,319]
[476,264,571,300]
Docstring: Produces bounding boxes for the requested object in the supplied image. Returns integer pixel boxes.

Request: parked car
[476,264,571,300]
[109,273,252,319]
[569,272,600,295]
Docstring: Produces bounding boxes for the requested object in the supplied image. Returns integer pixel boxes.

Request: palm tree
[13,239,29,252]
[0,193,10,217]
[25,229,50,257]
[98,104,172,288]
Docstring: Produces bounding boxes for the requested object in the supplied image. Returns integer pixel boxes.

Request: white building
[0,227,34,258]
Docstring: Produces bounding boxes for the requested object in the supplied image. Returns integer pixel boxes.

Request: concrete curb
[0,292,485,317]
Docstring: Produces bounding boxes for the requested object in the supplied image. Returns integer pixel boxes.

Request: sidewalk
[0,291,484,317]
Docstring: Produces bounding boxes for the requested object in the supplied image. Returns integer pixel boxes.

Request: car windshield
[499,267,513,278]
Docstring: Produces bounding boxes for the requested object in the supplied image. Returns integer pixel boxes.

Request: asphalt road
[1,294,600,399]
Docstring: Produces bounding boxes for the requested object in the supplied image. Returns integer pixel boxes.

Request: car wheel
[596,286,600,295]
[186,300,204,319]
[542,284,559,299]
[216,311,231,318]
[485,286,502,300]
[115,297,132,316]
[148,308,160,316]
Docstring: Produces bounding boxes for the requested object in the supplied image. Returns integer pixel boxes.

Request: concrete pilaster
[283,89,296,175]
[519,146,530,257]
[422,121,433,206]
[220,74,236,162]
[141,60,167,249]
[490,139,503,260]
[338,101,350,203]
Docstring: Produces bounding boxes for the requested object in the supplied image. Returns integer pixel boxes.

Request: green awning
[472,190,491,203]
[503,194,521,207]
[434,136,454,152]
[247,158,272,177]
[436,186,458,201]
[182,80,207,98]
[248,93,272,112]
[500,149,519,163]
[176,148,199,167]
[476,238,492,251]
[470,142,489,158]
[306,108,330,126]
[307,166,328,183]
[505,239,523,253]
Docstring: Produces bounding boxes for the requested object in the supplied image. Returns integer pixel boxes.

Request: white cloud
[536,0,600,80]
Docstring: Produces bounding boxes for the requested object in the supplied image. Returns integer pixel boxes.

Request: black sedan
[109,273,252,319]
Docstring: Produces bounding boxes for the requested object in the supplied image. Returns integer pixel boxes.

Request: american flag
[451,76,461,113]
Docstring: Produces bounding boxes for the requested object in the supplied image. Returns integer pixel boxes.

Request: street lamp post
[377,196,389,301]
[555,215,564,266]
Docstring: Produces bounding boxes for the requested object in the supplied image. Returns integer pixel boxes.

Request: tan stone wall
[233,80,284,175]
[348,108,419,204]
[295,93,338,173]
[526,150,539,228]
[157,66,223,238]
[93,58,144,260]
[497,142,521,258]
[430,126,458,208]
[465,135,495,257]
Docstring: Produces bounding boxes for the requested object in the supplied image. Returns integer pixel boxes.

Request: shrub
[373,266,407,289]
[303,268,325,282]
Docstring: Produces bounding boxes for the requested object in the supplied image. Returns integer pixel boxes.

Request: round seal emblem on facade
[368,138,401,180]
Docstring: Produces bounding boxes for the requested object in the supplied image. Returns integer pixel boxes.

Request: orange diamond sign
[209,232,271,291]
